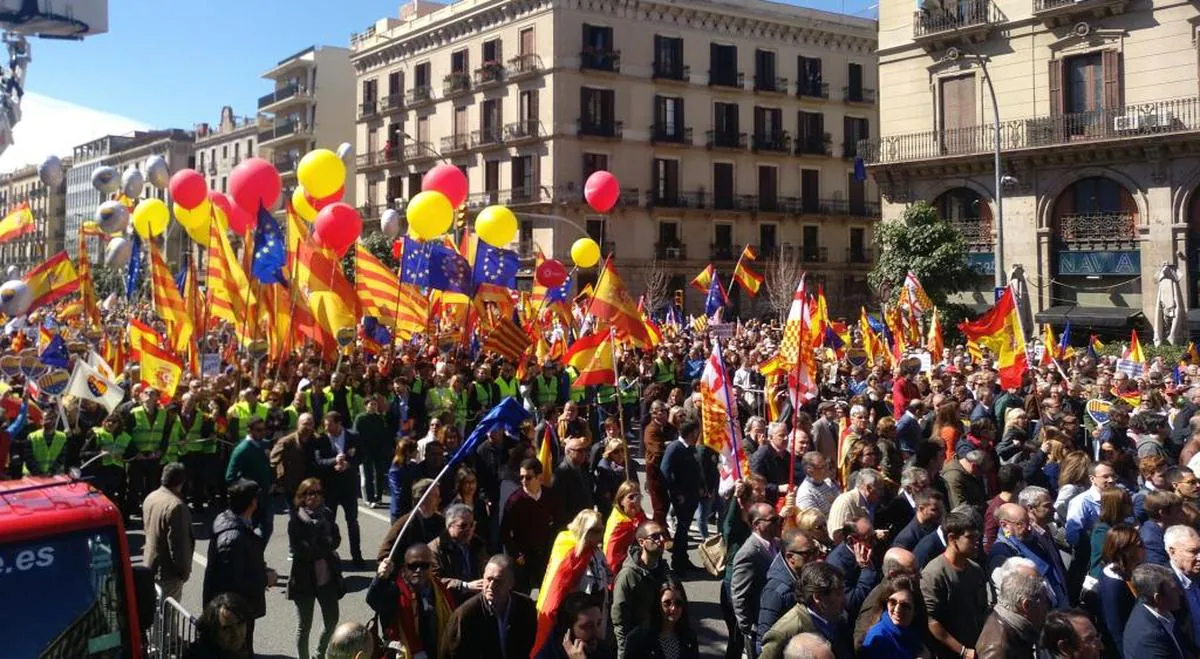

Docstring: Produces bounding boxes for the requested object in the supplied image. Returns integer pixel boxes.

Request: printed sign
[1086,399,1112,426]
[1056,251,1140,276]
[201,353,221,377]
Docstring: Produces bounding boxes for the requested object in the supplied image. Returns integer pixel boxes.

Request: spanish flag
[958,286,1027,389]
[1124,329,1145,364]
[128,318,164,360]
[588,258,653,348]
[732,246,764,296]
[564,330,616,387]
[602,505,646,577]
[533,530,596,656]
[139,340,184,398]
[1041,324,1058,367]
[23,251,79,312]
[0,203,35,244]
[690,263,715,294]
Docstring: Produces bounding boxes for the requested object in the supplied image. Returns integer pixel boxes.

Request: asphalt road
[127,470,730,658]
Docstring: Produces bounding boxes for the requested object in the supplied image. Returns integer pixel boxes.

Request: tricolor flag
[1088,334,1106,360]
[0,203,35,244]
[1041,324,1058,367]
[926,307,944,361]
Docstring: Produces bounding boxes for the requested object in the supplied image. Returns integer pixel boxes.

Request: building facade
[865,0,1200,333]
[195,106,262,198]
[351,0,879,316]
[0,161,68,271]
[258,45,357,206]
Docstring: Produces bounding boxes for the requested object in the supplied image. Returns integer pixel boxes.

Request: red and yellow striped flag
[732,245,764,296]
[207,209,255,325]
[296,238,357,340]
[564,331,616,386]
[75,228,101,327]
[482,316,533,362]
[148,241,194,355]
[355,243,402,327]
[23,251,79,312]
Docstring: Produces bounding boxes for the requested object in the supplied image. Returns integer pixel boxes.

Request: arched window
[1052,177,1137,251]
[933,188,992,252]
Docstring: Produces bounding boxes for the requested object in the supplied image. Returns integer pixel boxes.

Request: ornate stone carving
[1154,261,1185,346]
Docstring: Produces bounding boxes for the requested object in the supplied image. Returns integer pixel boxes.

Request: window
[414,62,430,87]
[654,36,684,78]
[939,75,976,152]
[850,227,867,262]
[388,71,403,97]
[583,153,608,179]
[417,116,429,143]
[485,161,500,199]
[387,123,402,149]
[801,169,820,213]
[754,107,782,139]
[481,99,500,137]
[233,142,239,162]
[220,176,227,193]
[408,173,423,198]
[1065,52,1103,114]
[221,145,228,159]
[714,102,739,134]
[587,217,606,243]
[797,111,825,153]
[580,88,615,129]
[386,175,403,204]
[247,139,254,156]
[512,155,536,196]
[802,225,819,261]
[713,162,734,209]
[366,180,378,208]
[654,158,680,204]
[714,224,733,259]
[454,106,468,138]
[848,172,866,216]
[655,96,683,138]
[759,224,777,254]
[844,117,869,158]
[582,24,614,52]
[198,152,205,171]
[754,50,777,90]
[659,221,680,246]
[758,166,777,210]
[519,27,535,55]
[520,90,538,121]
[362,78,378,104]
[848,63,864,98]
[451,49,469,74]
[482,39,501,65]
[709,44,738,86]
[798,56,823,96]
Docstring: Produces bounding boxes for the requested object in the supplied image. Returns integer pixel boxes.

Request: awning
[1034,305,1144,328]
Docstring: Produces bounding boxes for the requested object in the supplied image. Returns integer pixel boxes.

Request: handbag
[698,533,727,577]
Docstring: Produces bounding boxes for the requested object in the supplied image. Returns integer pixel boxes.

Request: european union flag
[399,237,432,287]
[252,207,287,285]
[428,243,471,294]
[705,273,727,318]
[473,241,519,290]
[125,233,143,298]
[38,333,69,369]
[546,276,572,304]
[453,397,530,465]
[174,253,188,296]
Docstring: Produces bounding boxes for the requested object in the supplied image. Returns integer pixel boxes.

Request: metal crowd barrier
[145,585,198,659]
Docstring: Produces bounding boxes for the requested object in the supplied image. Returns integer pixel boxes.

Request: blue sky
[28,0,875,129]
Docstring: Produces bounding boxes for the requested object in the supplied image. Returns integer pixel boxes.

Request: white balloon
[96,200,130,234]
[0,280,31,317]
[380,208,401,238]
[38,155,63,188]
[337,142,353,164]
[145,155,170,189]
[104,237,132,269]
[92,166,119,194]
[101,293,118,311]
[4,265,17,280]
[121,168,145,199]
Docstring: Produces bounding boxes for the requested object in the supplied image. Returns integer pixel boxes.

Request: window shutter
[582,24,590,49]
[730,103,739,132]
[1048,59,1063,116]
[677,98,685,131]
[655,96,665,129]
[754,107,764,135]
[654,35,663,65]
[844,116,854,146]
[603,90,615,124]
[1102,50,1121,110]
[710,43,720,74]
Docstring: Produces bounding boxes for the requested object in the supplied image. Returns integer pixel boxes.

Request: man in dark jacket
[941,449,988,518]
[825,516,881,617]
[202,479,274,651]
[308,410,365,566]
[439,554,536,659]
[977,566,1048,659]
[662,417,705,572]
[895,490,945,551]
[1124,563,1195,659]
[429,503,489,602]
[750,422,793,503]
[611,520,669,657]
[553,435,594,523]
[758,530,819,642]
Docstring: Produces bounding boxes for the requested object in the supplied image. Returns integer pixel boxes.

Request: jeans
[695,495,718,539]
[671,498,699,566]
[295,586,340,659]
[328,492,362,560]
[360,440,391,504]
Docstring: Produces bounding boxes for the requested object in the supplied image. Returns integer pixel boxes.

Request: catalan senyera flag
[207,210,255,325]
[732,246,764,296]
[958,286,1028,389]
[699,339,745,492]
[148,241,194,354]
[75,231,101,327]
[690,263,715,294]
[21,251,79,312]
[139,340,184,398]
[588,258,653,349]
[355,243,402,327]
[482,316,533,362]
[0,203,35,244]
[563,331,616,386]
[926,307,944,360]
[296,238,358,339]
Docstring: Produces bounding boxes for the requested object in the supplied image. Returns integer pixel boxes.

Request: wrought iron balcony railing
[379,93,405,113]
[796,81,829,99]
[577,118,623,139]
[801,245,828,263]
[753,131,791,153]
[580,49,621,72]
[507,53,543,78]
[650,124,692,145]
[706,130,747,150]
[441,134,469,153]
[913,0,1001,39]
[1056,212,1137,250]
[653,63,690,82]
[359,101,378,119]
[648,190,705,209]
[407,86,433,105]
[847,247,875,264]
[505,119,543,141]
[474,63,505,86]
[795,133,833,156]
[844,87,876,104]
[711,244,735,261]
[471,127,504,148]
[708,70,744,89]
[758,196,801,214]
[443,72,471,96]
[754,76,788,94]
[655,242,687,259]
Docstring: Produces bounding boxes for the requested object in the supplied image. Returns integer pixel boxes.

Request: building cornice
[353,0,876,72]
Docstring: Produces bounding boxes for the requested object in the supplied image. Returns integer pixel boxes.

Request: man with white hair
[795,451,840,516]
[826,468,884,544]
[988,503,1069,609]
[1165,524,1200,645]
[782,632,834,659]
[751,421,795,502]
[976,566,1050,657]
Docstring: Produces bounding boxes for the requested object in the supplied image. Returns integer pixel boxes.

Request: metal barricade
[145,585,198,659]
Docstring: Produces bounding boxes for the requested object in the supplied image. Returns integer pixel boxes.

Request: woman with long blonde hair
[532,509,612,655]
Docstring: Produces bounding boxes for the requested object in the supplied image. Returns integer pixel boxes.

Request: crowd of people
[9,314,1200,659]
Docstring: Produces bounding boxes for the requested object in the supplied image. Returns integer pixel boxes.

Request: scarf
[386,576,455,655]
[997,532,1068,609]
[994,604,1039,646]
[865,610,923,658]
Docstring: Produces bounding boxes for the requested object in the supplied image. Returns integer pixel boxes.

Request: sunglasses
[887,598,914,610]
[519,474,537,481]
[787,548,818,558]
[406,561,432,571]
[644,532,667,541]
[305,490,323,497]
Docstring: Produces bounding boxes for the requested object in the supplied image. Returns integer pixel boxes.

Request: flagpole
[607,325,630,483]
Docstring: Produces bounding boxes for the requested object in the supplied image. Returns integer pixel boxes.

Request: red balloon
[169,169,208,210]
[584,170,620,213]
[227,203,257,234]
[536,258,569,289]
[313,202,363,257]
[422,164,468,209]
[308,186,343,212]
[229,157,281,212]
[208,191,233,218]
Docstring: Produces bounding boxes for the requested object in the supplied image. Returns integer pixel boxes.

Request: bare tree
[764,248,804,320]
[642,256,670,314]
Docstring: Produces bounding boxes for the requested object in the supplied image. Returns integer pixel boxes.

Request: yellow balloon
[293,186,318,222]
[175,200,211,246]
[571,237,601,268]
[297,149,345,199]
[475,205,518,247]
[406,190,454,239]
[132,198,169,238]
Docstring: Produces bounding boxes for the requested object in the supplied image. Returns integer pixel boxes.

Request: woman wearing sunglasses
[624,578,700,659]
[860,575,927,659]
[287,477,345,659]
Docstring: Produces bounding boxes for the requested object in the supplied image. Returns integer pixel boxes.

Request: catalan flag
[588,258,653,349]
[564,331,616,387]
[958,286,1028,389]
[691,314,708,333]
[732,246,764,296]
[207,209,255,325]
[690,264,715,294]
[149,241,194,354]
[75,231,101,327]
[482,316,533,362]
[22,251,79,312]
[355,243,403,327]
[395,283,430,339]
[139,340,184,398]
[0,203,35,244]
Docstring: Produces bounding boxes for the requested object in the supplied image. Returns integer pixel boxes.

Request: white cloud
[0,92,151,172]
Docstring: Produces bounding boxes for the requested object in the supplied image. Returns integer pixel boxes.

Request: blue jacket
[895,413,921,454]
[1142,520,1170,567]
[1096,568,1135,658]
[757,553,797,641]
[894,517,936,552]
[662,440,703,502]
[913,528,946,569]
[826,542,880,617]
[1122,600,1189,659]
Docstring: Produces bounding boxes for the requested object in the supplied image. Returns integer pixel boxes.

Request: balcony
[441,134,470,155]
[206,163,217,175]
[1057,212,1137,251]
[844,87,876,104]
[407,86,434,107]
[842,141,863,159]
[379,93,405,114]
[753,131,791,154]
[801,245,828,263]
[501,186,549,206]
[580,48,621,73]
[706,130,747,150]
[619,188,641,206]
[652,63,690,83]
[655,242,687,259]
[505,119,544,143]
[754,76,788,95]
[758,196,801,214]
[711,244,736,261]
[355,147,403,170]
[815,198,881,218]
[358,100,378,120]
[648,190,705,209]
[507,53,543,80]
[577,118,623,140]
[650,124,692,146]
[1033,0,1130,26]
[913,0,1002,46]
[796,81,830,100]
[359,204,381,220]
[257,120,311,145]
[257,82,310,111]
[471,127,505,149]
[443,72,471,98]
[273,155,299,175]
[708,70,744,90]
[847,247,875,264]
[474,62,505,87]
[951,216,995,252]
[860,96,1200,166]
[795,133,833,156]
[466,191,502,209]
[404,141,438,162]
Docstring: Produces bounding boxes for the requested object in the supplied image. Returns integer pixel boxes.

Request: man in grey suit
[812,402,840,464]
[731,502,783,658]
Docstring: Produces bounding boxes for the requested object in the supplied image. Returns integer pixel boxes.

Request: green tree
[340,231,398,283]
[868,201,970,309]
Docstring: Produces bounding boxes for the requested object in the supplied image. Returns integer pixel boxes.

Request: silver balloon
[96,200,130,234]
[4,265,17,281]
[104,237,132,269]
[38,155,63,188]
[337,142,353,164]
[380,208,401,238]
[121,168,145,199]
[145,155,170,189]
[0,280,31,317]
[92,166,119,194]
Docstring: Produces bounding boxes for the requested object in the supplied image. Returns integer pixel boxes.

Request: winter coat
[286,505,344,600]
[610,544,670,657]
[202,510,267,618]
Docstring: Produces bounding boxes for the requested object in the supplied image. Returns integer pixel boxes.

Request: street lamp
[952,48,1006,291]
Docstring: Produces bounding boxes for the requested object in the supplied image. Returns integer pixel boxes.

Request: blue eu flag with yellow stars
[473,241,519,291]
[251,207,287,285]
[400,237,432,288]
[428,243,471,294]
